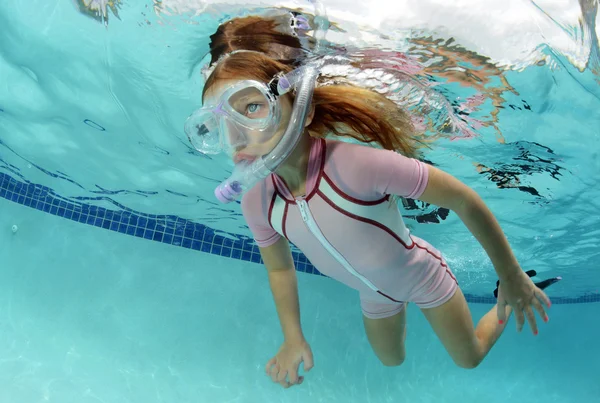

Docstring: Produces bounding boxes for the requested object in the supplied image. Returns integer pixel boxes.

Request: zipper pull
[297,200,309,222]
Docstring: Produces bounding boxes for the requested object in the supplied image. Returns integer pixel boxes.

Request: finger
[277,368,288,383]
[277,370,290,389]
[524,305,538,335]
[514,307,525,332]
[531,295,548,323]
[535,288,552,309]
[496,299,508,324]
[265,357,276,374]
[298,376,304,385]
[303,349,314,372]
[288,365,299,385]
[270,363,280,383]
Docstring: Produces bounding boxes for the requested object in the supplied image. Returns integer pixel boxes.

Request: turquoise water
[1,0,599,402]
[1,193,599,403]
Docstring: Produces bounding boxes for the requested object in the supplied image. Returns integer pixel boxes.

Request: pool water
[2,196,599,403]
[1,0,599,402]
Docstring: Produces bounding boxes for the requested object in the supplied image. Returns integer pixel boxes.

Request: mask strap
[288,12,310,36]
[267,73,288,97]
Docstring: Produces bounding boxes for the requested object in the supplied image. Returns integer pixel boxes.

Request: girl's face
[204,79,295,163]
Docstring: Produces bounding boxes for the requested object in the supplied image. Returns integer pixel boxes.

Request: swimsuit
[242,136,458,318]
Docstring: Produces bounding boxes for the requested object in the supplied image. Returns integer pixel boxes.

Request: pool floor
[1,198,598,403]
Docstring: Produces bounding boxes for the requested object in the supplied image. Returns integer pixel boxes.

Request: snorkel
[214,0,329,203]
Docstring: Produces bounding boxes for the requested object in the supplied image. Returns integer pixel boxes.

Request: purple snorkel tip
[215,181,243,203]
[296,16,310,30]
[277,76,291,94]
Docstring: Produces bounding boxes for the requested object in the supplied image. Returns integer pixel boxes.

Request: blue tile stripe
[1,172,598,305]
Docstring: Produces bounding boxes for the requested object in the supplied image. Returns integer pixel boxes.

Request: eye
[246,103,263,116]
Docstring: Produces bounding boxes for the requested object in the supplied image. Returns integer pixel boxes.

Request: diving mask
[184,66,300,157]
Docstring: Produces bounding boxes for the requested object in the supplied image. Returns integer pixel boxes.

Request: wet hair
[207,15,308,66]
[204,15,419,158]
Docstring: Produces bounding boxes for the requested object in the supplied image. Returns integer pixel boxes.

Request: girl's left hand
[496,269,552,335]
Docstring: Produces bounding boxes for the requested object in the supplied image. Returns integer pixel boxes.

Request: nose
[224,121,246,146]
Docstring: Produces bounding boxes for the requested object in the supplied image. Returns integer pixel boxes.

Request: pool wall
[2,171,598,305]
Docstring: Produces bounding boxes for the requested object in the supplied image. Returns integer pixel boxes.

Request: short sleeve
[372,149,430,199]
[240,186,281,248]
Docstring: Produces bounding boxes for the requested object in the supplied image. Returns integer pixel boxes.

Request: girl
[190,15,557,389]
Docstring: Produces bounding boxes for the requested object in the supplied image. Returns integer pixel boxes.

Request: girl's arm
[259,237,305,343]
[415,164,551,333]
[259,237,314,387]
[416,165,521,281]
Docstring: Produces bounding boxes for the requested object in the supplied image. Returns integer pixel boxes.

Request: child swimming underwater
[185,9,561,389]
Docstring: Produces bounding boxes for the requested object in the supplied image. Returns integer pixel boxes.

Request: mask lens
[226,87,272,128]
[184,112,222,154]
[184,81,280,157]
[221,120,250,155]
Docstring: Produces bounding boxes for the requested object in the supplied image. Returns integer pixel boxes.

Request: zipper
[296,199,381,293]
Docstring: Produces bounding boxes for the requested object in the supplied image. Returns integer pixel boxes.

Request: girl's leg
[362,305,408,367]
[420,287,511,369]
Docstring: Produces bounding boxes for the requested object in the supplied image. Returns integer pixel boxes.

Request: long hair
[203,52,419,158]
[208,15,307,66]
[204,16,420,158]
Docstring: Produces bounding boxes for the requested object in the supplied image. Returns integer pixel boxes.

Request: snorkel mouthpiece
[214,180,242,203]
[214,159,272,202]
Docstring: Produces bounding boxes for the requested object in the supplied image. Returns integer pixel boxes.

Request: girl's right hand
[265,339,314,388]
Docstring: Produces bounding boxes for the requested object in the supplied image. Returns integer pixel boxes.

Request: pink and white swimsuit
[241,136,458,319]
